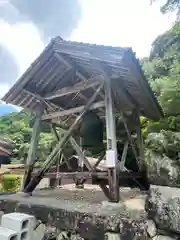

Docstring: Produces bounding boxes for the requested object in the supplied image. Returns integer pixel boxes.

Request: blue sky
[0,0,175,99]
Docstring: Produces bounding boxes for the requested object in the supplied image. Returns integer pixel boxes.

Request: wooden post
[21,107,43,191]
[104,79,119,202]
[135,112,145,169]
[77,137,85,189]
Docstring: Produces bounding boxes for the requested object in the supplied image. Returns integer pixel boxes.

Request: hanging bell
[80,111,104,152]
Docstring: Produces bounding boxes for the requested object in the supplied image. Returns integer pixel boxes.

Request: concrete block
[0,226,18,240]
[19,231,28,240]
[1,213,35,232]
[0,210,4,224]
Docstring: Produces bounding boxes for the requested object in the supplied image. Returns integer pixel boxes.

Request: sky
[0,0,176,100]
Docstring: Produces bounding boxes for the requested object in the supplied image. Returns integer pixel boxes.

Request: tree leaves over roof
[152,0,180,18]
[160,0,180,16]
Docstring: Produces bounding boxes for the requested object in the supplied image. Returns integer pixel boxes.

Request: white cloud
[0,0,176,101]
[0,20,44,99]
[70,0,175,57]
[0,20,44,75]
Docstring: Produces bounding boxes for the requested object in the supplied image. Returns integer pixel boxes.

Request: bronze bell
[80,111,104,152]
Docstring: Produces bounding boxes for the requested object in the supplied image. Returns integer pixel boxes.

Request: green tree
[141,21,180,134]
[0,110,56,163]
[152,0,180,18]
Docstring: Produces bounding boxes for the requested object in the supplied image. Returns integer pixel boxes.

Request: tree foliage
[152,0,180,18]
[0,110,56,163]
[141,21,180,117]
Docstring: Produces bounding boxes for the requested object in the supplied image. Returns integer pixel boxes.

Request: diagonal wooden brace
[70,137,93,171]
[21,106,44,191]
[119,141,129,171]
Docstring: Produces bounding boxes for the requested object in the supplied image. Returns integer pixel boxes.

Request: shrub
[1,174,22,192]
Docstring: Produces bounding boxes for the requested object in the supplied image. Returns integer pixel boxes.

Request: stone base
[2,185,180,239]
[0,185,148,239]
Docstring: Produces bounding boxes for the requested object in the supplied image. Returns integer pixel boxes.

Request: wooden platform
[0,185,148,239]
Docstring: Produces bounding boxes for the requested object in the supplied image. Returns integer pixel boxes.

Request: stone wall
[145,185,180,240]
[28,185,180,239]
[54,185,180,239]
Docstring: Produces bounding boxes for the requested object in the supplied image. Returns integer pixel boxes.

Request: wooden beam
[119,141,129,171]
[33,171,108,179]
[111,78,138,109]
[22,89,58,111]
[38,65,71,91]
[104,72,119,203]
[23,89,78,119]
[24,82,104,193]
[51,124,73,171]
[94,60,137,110]
[45,81,100,100]
[70,138,93,171]
[92,152,106,170]
[93,59,122,202]
[43,66,88,103]
[55,52,88,81]
[42,101,105,120]
[21,106,44,191]
[55,52,105,100]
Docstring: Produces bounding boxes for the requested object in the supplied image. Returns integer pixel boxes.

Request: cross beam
[42,101,105,120]
[45,79,101,100]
